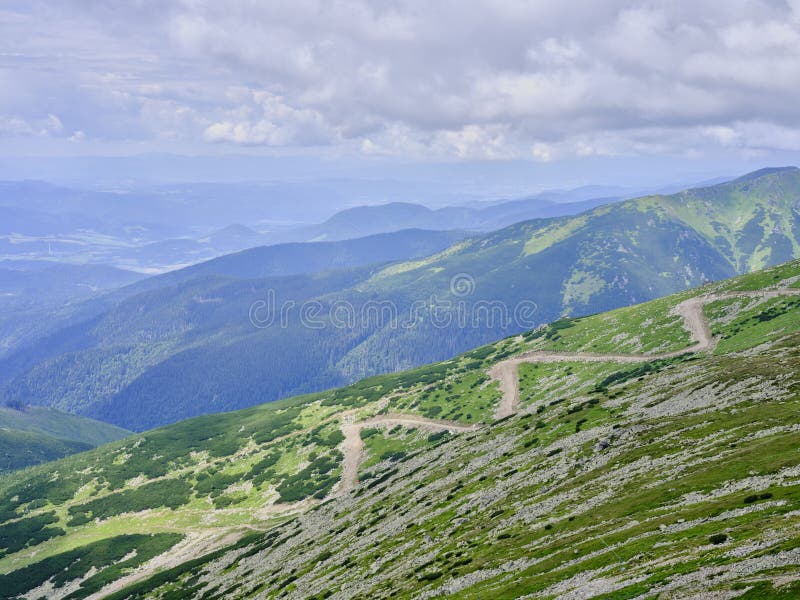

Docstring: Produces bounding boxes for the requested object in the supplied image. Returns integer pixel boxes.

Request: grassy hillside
[0,430,91,474]
[0,406,130,446]
[0,406,130,473]
[2,168,799,432]
[0,259,798,598]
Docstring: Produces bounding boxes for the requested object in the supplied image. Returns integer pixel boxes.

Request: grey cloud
[2,0,800,158]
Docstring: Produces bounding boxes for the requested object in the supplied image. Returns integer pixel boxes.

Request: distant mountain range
[270,195,619,243]
[1,167,798,431]
[0,178,625,272]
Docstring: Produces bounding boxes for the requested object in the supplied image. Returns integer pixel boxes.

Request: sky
[2,1,800,188]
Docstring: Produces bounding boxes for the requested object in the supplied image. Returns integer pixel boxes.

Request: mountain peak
[732,165,799,183]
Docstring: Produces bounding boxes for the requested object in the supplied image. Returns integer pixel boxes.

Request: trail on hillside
[90,288,800,599]
[338,289,800,487]
[339,420,364,495]
[336,414,477,494]
[490,289,800,418]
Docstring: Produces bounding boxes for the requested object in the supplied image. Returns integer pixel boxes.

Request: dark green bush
[427,431,450,443]
[0,512,64,557]
[194,472,240,496]
[0,533,182,599]
[709,533,728,545]
[67,479,192,525]
[360,428,381,441]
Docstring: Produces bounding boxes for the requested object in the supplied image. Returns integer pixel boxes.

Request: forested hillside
[2,168,800,430]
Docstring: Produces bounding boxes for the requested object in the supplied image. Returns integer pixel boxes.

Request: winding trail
[336,289,800,486]
[337,414,478,494]
[89,288,799,599]
[490,289,800,419]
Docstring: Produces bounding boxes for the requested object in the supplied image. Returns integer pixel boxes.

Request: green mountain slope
[0,259,798,598]
[647,166,800,271]
[2,168,800,432]
[0,406,130,473]
[0,430,92,474]
[123,227,471,293]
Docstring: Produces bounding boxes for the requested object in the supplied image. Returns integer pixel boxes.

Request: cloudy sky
[2,0,800,170]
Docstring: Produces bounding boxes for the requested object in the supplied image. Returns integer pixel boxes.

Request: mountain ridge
[2,167,800,431]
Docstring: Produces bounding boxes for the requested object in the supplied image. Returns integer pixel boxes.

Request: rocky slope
[0,259,799,598]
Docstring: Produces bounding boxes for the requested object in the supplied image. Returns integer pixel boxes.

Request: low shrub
[709,533,728,545]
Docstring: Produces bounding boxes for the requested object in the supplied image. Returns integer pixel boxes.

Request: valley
[5,4,800,598]
[3,168,800,432]
[0,406,130,473]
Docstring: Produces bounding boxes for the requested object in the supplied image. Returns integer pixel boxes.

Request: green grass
[0,406,130,473]
[359,426,436,475]
[2,259,800,597]
[0,533,182,600]
[518,361,636,408]
[391,369,500,423]
[707,295,800,354]
[521,291,695,355]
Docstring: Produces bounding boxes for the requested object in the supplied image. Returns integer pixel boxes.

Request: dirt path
[336,413,477,494]
[491,289,800,418]
[338,419,365,495]
[86,529,244,600]
[92,289,800,597]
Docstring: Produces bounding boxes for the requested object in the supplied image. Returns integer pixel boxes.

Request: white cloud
[203,90,335,146]
[0,113,64,137]
[2,1,800,159]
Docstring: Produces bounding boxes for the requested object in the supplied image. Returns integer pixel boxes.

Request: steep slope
[664,167,800,271]
[0,260,798,598]
[0,229,467,361]
[0,230,468,423]
[131,228,469,289]
[0,430,92,474]
[2,168,799,431]
[0,406,130,473]
[0,262,145,361]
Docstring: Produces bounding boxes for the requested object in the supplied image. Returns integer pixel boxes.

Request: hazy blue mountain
[197,224,265,248]
[0,230,465,394]
[273,195,620,242]
[3,179,608,273]
[0,261,143,297]
[118,228,471,294]
[2,168,798,431]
